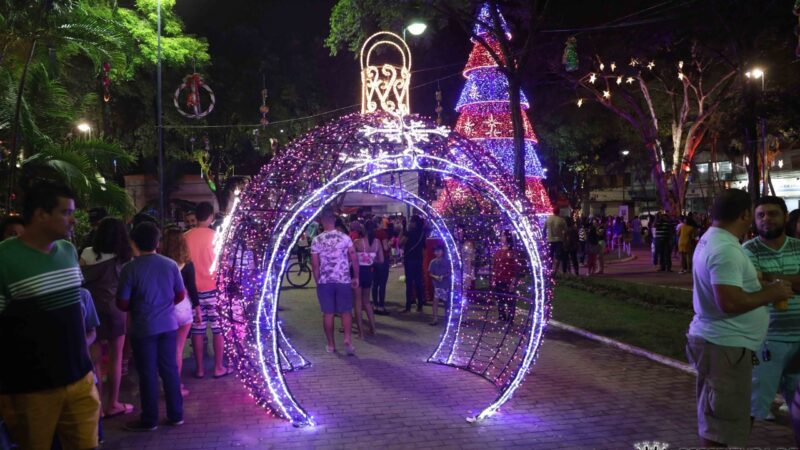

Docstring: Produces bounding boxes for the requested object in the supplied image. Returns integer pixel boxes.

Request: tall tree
[573,44,736,212]
[1,0,128,210]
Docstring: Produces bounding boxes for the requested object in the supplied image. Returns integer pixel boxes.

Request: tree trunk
[646,140,672,212]
[744,80,759,204]
[5,39,38,212]
[507,74,527,195]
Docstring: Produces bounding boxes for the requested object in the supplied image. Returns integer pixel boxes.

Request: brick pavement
[596,247,694,290]
[102,270,793,449]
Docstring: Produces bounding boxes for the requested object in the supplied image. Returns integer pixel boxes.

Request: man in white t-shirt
[544,207,566,272]
[311,209,359,355]
[686,189,793,446]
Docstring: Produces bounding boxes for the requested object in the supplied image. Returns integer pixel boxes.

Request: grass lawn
[551,285,692,362]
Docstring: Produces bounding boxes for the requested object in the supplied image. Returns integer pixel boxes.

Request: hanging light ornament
[174,72,216,119]
[260,89,270,127]
[435,85,443,125]
[101,62,111,103]
[562,36,578,72]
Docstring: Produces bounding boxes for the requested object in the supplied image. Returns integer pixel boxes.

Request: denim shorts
[358,266,374,289]
[316,283,353,314]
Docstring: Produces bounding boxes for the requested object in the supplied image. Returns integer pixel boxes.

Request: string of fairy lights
[216,12,551,427]
[217,112,549,426]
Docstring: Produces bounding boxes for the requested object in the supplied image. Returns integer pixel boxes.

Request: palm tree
[1,61,135,215]
[1,0,128,210]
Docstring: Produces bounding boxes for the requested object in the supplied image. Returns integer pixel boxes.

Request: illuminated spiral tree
[436,3,552,215]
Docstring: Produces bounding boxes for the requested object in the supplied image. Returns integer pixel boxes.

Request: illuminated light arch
[217,112,550,427]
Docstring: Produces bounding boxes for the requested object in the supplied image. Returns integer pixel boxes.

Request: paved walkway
[102,271,792,449]
[595,247,694,290]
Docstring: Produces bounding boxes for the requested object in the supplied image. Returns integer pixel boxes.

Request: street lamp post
[745,67,765,204]
[157,0,165,225]
[403,22,427,41]
[621,150,629,203]
[402,20,426,213]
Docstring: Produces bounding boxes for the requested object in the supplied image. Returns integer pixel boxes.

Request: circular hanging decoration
[174,73,215,119]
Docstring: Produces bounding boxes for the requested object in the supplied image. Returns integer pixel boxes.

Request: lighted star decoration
[588,73,597,84]
[626,77,635,84]
[602,90,611,99]
[647,61,655,70]
[361,115,450,168]
[462,117,475,134]
[485,114,501,137]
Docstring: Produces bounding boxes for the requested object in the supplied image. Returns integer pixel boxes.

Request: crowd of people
[306,209,459,355]
[4,180,800,448]
[0,183,231,447]
[544,207,724,276]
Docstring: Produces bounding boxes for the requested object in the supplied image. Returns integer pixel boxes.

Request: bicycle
[285,247,312,288]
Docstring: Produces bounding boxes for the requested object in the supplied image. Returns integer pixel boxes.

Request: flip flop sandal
[105,403,134,418]
[213,367,234,379]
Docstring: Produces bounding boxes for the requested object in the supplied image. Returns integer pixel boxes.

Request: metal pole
[157,0,165,225]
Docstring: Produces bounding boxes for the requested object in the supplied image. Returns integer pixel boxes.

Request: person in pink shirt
[184,202,231,379]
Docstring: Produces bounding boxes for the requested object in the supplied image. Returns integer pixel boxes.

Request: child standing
[428,245,451,325]
[116,222,186,431]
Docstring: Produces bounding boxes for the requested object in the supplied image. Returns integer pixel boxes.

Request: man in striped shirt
[744,196,800,422]
[0,183,99,449]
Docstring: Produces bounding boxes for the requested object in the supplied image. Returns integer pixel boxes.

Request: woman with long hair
[372,219,392,314]
[351,221,381,336]
[160,227,200,395]
[80,217,134,417]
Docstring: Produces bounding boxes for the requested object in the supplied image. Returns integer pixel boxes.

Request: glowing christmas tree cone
[436,2,552,216]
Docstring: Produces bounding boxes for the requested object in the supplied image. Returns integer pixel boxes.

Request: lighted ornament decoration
[259,88,269,127]
[360,31,411,116]
[174,73,215,119]
[216,30,549,428]
[101,62,111,103]
[442,2,551,214]
[562,36,578,72]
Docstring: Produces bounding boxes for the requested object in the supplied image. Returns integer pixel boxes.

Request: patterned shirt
[743,236,800,342]
[0,238,93,393]
[311,230,353,284]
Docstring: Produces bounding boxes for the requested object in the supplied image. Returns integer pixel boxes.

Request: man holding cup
[686,189,793,447]
[743,196,800,423]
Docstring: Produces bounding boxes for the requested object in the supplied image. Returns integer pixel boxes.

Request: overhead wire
[161,1,695,131]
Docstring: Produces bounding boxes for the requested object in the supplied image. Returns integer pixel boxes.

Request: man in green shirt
[0,183,100,450]
[743,196,800,422]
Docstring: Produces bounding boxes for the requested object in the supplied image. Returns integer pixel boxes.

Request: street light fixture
[77,123,91,133]
[403,22,427,41]
[621,149,630,156]
[745,67,765,90]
